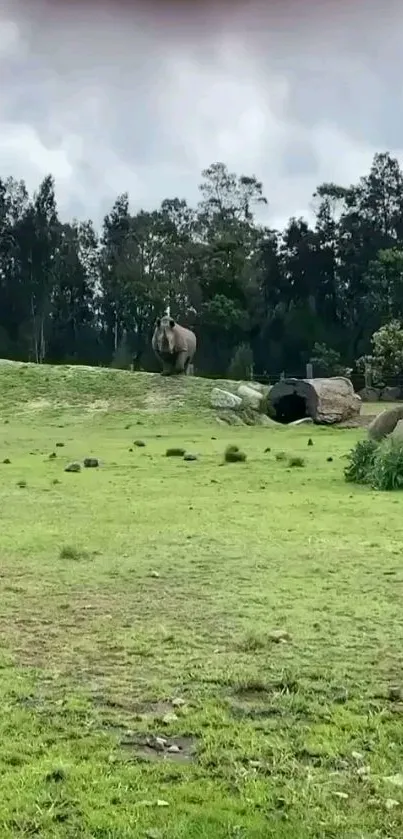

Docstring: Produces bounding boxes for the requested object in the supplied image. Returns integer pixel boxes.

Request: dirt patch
[126,733,196,763]
[84,400,110,413]
[25,398,53,411]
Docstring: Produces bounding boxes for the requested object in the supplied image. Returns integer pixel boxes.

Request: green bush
[344,439,378,485]
[288,456,305,468]
[344,437,403,491]
[372,439,403,491]
[224,444,246,463]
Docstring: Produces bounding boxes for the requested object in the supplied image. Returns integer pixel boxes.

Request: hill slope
[0,360,245,417]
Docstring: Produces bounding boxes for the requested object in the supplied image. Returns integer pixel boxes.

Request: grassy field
[0,361,403,838]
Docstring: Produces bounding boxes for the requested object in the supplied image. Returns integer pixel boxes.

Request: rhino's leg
[174,351,189,374]
[161,358,174,376]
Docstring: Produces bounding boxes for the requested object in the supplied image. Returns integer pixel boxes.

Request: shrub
[371,439,403,491]
[344,439,378,485]
[288,456,305,468]
[224,444,246,463]
[166,447,185,457]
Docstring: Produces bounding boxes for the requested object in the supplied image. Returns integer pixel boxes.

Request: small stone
[49,452,56,459]
[55,442,64,447]
[134,440,146,447]
[269,629,290,643]
[385,798,400,810]
[65,462,81,473]
[146,830,163,839]
[154,737,167,751]
[156,799,169,807]
[351,751,364,762]
[264,447,271,453]
[150,570,160,578]
[327,456,333,462]
[162,712,178,724]
[171,697,186,708]
[332,791,349,800]
[167,744,181,754]
[83,458,99,468]
[384,773,403,787]
[183,453,198,461]
[356,765,370,776]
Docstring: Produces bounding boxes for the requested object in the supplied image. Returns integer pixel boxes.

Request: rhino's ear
[169,318,175,328]
[156,317,161,327]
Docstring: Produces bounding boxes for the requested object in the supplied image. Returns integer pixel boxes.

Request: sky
[0,0,402,230]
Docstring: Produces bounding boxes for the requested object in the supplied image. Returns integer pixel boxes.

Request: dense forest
[1,151,403,382]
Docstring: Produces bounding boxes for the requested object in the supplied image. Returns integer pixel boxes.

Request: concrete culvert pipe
[268,377,361,425]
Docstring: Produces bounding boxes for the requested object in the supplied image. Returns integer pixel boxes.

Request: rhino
[152,315,197,376]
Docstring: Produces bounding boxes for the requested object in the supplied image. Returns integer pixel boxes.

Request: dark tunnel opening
[273,393,309,425]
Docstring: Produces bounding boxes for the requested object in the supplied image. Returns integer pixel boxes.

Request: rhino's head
[154,316,176,354]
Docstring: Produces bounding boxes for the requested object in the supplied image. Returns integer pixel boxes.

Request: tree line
[1,152,403,380]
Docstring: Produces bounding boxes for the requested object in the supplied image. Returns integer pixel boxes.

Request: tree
[358,320,403,384]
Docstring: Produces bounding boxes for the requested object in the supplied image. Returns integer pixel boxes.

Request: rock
[391,420,403,441]
[183,453,198,461]
[381,386,401,402]
[216,411,245,426]
[167,744,181,754]
[368,406,403,441]
[210,388,242,410]
[237,384,264,411]
[332,791,349,800]
[269,376,361,425]
[134,440,146,447]
[358,387,381,402]
[56,442,64,448]
[385,798,400,810]
[162,712,178,724]
[83,457,99,468]
[269,629,290,643]
[255,414,276,427]
[171,697,186,708]
[384,773,403,787]
[64,462,81,473]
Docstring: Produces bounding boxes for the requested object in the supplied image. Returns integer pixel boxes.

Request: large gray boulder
[368,406,403,441]
[210,388,242,410]
[237,384,264,411]
[358,387,381,402]
[380,386,401,402]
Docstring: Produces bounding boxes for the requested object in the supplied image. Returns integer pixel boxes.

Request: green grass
[0,361,402,837]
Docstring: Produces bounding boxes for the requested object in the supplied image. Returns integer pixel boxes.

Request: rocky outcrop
[210,388,242,410]
[237,384,264,411]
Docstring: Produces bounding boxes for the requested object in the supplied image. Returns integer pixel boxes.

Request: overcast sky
[0,0,402,229]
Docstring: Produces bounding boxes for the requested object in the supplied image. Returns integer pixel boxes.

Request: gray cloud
[0,0,402,229]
